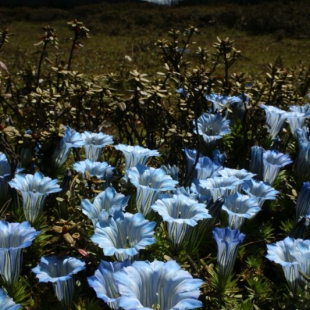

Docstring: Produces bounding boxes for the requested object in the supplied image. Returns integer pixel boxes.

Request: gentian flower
[221,193,261,229]
[0,152,11,207]
[114,260,204,310]
[197,176,243,202]
[205,93,230,113]
[266,237,310,293]
[81,187,130,228]
[296,182,310,220]
[32,255,85,308]
[262,150,292,184]
[151,194,211,249]
[248,145,264,180]
[125,164,178,216]
[286,112,308,138]
[295,127,310,183]
[289,103,310,115]
[114,144,160,169]
[81,131,113,161]
[259,104,290,139]
[0,288,21,310]
[212,226,245,279]
[8,172,62,224]
[218,167,256,181]
[160,164,179,181]
[242,179,279,208]
[91,210,156,261]
[52,126,85,167]
[195,156,222,179]
[73,159,114,189]
[0,221,40,285]
[87,259,131,309]
[193,112,231,145]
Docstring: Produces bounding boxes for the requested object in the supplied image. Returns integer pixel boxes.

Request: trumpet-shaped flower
[289,103,310,115]
[125,164,178,216]
[0,221,40,285]
[286,112,308,138]
[262,150,292,184]
[218,167,256,181]
[151,194,211,248]
[212,227,245,279]
[249,145,264,180]
[73,159,114,189]
[0,152,11,207]
[197,176,243,202]
[295,127,310,183]
[222,193,261,229]
[87,260,131,309]
[242,179,279,208]
[91,210,156,261]
[52,126,86,167]
[0,288,21,310]
[114,144,160,169]
[81,187,130,228]
[195,156,222,179]
[32,255,86,308]
[259,104,290,139]
[266,237,310,293]
[114,260,204,310]
[193,112,231,145]
[81,131,113,161]
[8,172,62,224]
[296,182,310,220]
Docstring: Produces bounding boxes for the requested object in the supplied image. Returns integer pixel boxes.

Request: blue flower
[296,182,310,220]
[114,260,204,310]
[286,111,308,138]
[193,113,231,145]
[205,93,230,113]
[0,152,11,207]
[289,103,310,115]
[52,126,86,167]
[221,193,261,229]
[0,221,40,285]
[195,155,222,179]
[266,237,310,293]
[262,150,292,184]
[259,104,290,139]
[81,131,113,161]
[114,144,160,169]
[87,260,131,309]
[248,146,264,180]
[81,187,130,228]
[160,164,179,181]
[73,159,115,189]
[32,255,86,308]
[0,288,21,310]
[151,194,211,249]
[197,176,243,202]
[242,179,279,208]
[8,172,62,224]
[125,164,178,216]
[218,167,256,181]
[295,127,310,183]
[91,210,156,261]
[212,226,245,279]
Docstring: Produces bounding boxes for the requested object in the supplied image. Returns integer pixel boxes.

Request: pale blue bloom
[205,93,231,113]
[222,193,261,229]
[125,164,178,216]
[296,182,310,220]
[212,226,245,279]
[259,104,290,139]
[114,260,203,310]
[160,164,179,181]
[151,194,211,249]
[195,156,222,179]
[0,221,40,285]
[91,210,156,261]
[295,127,310,183]
[0,288,21,310]
[81,131,113,161]
[8,172,62,224]
[262,150,292,184]
[73,159,115,189]
[193,113,231,144]
[0,152,11,207]
[87,260,131,309]
[52,126,86,167]
[212,148,226,166]
[183,148,199,177]
[266,237,310,293]
[197,176,243,202]
[242,179,279,208]
[190,178,213,203]
[218,167,256,181]
[32,255,85,308]
[81,187,130,228]
[289,103,310,115]
[286,112,308,138]
[114,144,160,169]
